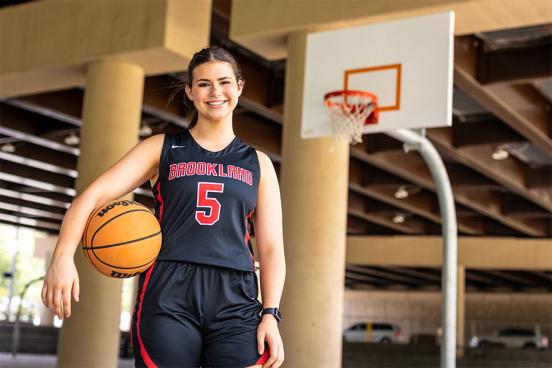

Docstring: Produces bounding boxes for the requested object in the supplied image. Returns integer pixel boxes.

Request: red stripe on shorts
[255,349,270,365]
[136,262,158,368]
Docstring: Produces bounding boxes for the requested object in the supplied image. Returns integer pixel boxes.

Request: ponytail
[188,111,198,129]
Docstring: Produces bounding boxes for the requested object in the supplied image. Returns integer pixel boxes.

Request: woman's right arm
[41,133,165,320]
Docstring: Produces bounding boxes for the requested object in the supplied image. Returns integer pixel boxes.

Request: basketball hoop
[323,90,379,144]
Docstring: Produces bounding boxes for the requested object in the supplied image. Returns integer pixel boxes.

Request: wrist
[261,314,279,323]
[261,307,282,324]
[52,250,74,263]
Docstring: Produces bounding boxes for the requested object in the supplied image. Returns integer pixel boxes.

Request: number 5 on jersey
[196,182,224,225]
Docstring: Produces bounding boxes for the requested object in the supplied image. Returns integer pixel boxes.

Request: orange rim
[324,90,379,125]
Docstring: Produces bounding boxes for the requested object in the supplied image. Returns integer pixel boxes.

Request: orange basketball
[81,199,162,278]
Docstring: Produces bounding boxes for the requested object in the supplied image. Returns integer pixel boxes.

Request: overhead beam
[346,236,552,270]
[230,0,552,60]
[350,147,548,237]
[526,165,552,189]
[454,36,552,154]
[474,27,552,84]
[428,127,552,212]
[0,0,211,97]
[0,213,60,231]
[452,117,524,147]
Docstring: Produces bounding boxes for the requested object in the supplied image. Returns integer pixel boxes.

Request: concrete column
[456,265,466,357]
[57,60,144,367]
[279,31,350,368]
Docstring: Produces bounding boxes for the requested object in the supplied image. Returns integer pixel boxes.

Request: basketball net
[324,90,379,144]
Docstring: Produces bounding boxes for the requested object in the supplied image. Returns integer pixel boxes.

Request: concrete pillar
[279,30,350,368]
[57,60,144,367]
[456,265,466,357]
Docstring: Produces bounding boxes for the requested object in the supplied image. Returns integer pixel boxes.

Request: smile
[206,101,226,107]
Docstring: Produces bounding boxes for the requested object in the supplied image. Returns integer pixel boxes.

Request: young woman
[41,47,286,368]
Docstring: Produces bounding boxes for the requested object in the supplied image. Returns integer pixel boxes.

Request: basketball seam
[88,250,158,271]
[90,208,152,246]
[83,231,161,250]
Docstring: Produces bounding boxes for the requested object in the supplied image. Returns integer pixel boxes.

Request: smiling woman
[129,47,286,368]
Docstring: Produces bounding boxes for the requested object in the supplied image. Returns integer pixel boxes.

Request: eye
[221,81,231,84]
[198,83,209,87]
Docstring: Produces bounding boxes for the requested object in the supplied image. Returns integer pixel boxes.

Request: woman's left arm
[253,150,286,368]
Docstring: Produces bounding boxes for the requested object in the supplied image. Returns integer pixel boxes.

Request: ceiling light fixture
[491,145,509,160]
[64,133,80,146]
[394,185,409,199]
[392,213,406,224]
[139,125,153,137]
[1,143,16,153]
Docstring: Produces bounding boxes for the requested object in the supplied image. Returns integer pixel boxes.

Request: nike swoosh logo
[171,144,186,149]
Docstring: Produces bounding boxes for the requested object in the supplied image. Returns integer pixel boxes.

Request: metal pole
[385,128,458,368]
[6,227,20,320]
[11,276,45,357]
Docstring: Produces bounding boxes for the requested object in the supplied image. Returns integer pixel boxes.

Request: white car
[469,327,549,350]
[343,322,402,343]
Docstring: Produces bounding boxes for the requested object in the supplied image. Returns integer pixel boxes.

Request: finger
[263,338,278,368]
[53,288,63,319]
[41,284,47,306]
[72,276,80,302]
[63,287,71,318]
[274,342,285,368]
[46,287,54,312]
[257,331,266,355]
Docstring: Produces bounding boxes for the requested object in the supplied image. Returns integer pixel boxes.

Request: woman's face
[185,61,244,124]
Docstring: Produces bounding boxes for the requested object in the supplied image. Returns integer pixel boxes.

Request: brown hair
[176,47,244,129]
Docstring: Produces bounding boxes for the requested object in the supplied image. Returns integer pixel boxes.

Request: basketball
[81,199,162,278]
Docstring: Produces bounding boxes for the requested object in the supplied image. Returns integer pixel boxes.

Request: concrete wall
[344,290,552,344]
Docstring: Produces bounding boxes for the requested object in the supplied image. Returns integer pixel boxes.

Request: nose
[209,84,223,97]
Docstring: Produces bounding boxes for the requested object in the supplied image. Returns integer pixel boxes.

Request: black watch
[261,307,282,323]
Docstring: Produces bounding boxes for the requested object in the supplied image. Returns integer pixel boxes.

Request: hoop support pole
[385,128,458,368]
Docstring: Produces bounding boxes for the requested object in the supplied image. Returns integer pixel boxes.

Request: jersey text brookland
[168,161,253,186]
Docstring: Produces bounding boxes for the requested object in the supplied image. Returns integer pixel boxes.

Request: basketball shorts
[131,260,270,368]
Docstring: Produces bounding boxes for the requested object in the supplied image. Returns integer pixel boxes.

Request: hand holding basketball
[41,254,80,320]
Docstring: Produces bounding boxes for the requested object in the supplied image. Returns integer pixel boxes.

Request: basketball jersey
[151,130,260,272]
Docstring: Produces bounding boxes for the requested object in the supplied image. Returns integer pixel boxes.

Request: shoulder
[254,149,278,184]
[137,133,165,158]
[142,133,165,146]
[254,149,273,168]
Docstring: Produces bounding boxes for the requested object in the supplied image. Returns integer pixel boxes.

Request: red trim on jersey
[244,209,255,268]
[255,349,270,365]
[136,263,158,368]
[155,181,164,223]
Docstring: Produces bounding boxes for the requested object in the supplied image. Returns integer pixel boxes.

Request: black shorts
[130,261,269,368]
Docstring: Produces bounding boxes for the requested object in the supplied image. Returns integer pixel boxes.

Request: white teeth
[207,101,225,106]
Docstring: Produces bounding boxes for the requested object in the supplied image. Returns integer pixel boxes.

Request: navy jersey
[150,130,260,272]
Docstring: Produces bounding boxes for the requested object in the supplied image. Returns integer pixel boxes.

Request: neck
[190,116,235,143]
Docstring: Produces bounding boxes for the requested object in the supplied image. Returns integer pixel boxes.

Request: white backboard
[301,11,455,138]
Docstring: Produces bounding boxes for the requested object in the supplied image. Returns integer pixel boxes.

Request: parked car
[344,322,402,343]
[469,327,549,350]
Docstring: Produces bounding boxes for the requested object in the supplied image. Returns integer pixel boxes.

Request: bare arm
[42,133,165,319]
[254,151,286,309]
[253,150,286,367]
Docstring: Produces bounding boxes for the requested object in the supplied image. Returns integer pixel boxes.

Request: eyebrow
[195,77,232,83]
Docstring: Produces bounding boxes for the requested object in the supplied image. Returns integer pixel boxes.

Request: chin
[201,110,232,122]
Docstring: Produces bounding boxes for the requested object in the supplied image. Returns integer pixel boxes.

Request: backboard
[301,11,454,138]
